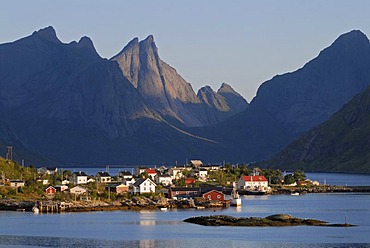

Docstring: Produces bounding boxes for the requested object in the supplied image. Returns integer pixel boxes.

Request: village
[0,157,330,213]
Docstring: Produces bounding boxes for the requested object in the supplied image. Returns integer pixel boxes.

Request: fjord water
[1,175,370,247]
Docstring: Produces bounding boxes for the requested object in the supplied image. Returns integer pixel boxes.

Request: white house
[197,168,208,180]
[122,177,136,187]
[238,175,268,190]
[155,174,172,186]
[70,186,87,195]
[96,172,111,183]
[9,180,25,188]
[132,178,156,194]
[118,171,133,181]
[70,171,88,185]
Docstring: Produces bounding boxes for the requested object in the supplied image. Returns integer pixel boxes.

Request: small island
[184,214,355,227]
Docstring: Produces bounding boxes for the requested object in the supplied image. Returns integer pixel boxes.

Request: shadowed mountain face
[0,27,247,165]
[251,30,370,134]
[263,86,370,173]
[201,30,370,165]
[1,27,370,171]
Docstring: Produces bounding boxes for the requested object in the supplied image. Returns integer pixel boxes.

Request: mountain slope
[203,30,370,163]
[0,27,246,165]
[263,86,370,173]
[111,36,248,126]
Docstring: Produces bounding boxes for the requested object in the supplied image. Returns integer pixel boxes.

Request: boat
[160,207,168,211]
[291,192,300,196]
[32,206,40,214]
[230,182,242,207]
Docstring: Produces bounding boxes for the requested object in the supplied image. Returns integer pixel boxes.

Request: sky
[1,0,370,102]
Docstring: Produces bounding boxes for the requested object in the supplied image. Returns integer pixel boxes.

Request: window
[217,195,221,199]
[208,195,211,199]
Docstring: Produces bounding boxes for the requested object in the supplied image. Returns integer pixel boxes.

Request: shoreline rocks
[184,214,356,227]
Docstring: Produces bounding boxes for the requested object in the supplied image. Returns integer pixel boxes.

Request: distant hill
[260,86,370,173]
[198,30,370,164]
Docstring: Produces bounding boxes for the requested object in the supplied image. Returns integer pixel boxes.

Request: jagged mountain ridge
[262,85,370,173]
[111,36,248,126]
[0,27,247,165]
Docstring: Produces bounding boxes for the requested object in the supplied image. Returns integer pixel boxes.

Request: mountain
[262,86,370,173]
[110,36,247,126]
[197,83,248,124]
[0,27,247,165]
[200,30,370,164]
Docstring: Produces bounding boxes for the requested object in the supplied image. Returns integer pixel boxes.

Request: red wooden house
[202,189,225,201]
[45,186,56,195]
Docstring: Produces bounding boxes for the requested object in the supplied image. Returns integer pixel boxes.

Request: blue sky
[1,0,370,101]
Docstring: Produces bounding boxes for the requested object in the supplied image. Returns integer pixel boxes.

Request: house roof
[202,189,225,196]
[119,171,132,176]
[96,172,110,177]
[185,178,196,184]
[190,160,203,166]
[133,178,156,187]
[146,168,157,174]
[240,175,268,182]
[70,186,86,191]
[169,187,200,192]
[72,171,88,177]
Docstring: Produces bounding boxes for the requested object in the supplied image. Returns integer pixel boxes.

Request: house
[168,187,201,199]
[122,177,136,187]
[193,168,208,181]
[107,183,128,195]
[155,174,172,186]
[189,160,203,167]
[202,189,225,201]
[70,186,87,195]
[135,166,148,176]
[9,180,25,188]
[168,166,192,179]
[36,178,49,185]
[238,175,269,190]
[37,166,58,175]
[87,177,95,183]
[146,168,157,180]
[61,179,69,185]
[70,171,88,185]
[96,172,111,183]
[201,165,221,171]
[45,186,56,195]
[132,178,156,194]
[54,185,68,192]
[118,171,133,181]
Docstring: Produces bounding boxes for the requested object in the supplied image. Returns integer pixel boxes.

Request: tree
[284,174,296,185]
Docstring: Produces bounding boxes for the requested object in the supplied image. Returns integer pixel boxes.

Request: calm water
[2,172,370,247]
[0,192,370,247]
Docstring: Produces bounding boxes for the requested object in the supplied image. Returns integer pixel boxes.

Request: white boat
[230,182,242,207]
[160,207,168,211]
[291,192,300,196]
[32,206,40,214]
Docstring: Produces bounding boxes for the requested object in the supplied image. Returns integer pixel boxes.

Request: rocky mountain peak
[32,26,60,43]
[333,30,369,47]
[78,36,94,48]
